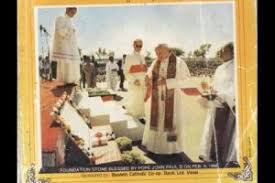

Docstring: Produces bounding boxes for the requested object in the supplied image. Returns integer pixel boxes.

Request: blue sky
[36,2,235,58]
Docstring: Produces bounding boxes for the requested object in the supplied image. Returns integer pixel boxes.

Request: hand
[201,81,209,93]
[145,75,152,87]
[144,87,151,102]
[134,79,141,86]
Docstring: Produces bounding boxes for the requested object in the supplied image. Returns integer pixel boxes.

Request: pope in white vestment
[124,39,147,118]
[51,8,81,84]
[142,44,190,154]
[199,43,238,163]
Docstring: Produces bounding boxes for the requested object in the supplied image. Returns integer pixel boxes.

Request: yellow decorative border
[18,0,257,182]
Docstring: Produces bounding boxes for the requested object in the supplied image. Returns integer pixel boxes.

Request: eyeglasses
[135,45,143,48]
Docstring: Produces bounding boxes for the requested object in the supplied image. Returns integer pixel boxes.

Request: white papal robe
[142,56,190,154]
[199,59,238,162]
[51,14,81,84]
[124,52,147,118]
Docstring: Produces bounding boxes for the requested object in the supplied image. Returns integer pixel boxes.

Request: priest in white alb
[142,44,190,154]
[51,7,81,85]
[198,42,238,164]
[124,39,147,119]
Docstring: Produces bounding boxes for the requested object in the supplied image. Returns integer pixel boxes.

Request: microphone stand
[39,25,45,59]
[40,25,52,80]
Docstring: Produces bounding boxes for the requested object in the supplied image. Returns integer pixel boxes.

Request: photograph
[35,2,240,173]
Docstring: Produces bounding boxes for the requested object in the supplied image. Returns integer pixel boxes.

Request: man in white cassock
[142,44,190,154]
[51,7,81,85]
[105,56,119,91]
[199,42,238,164]
[124,39,147,118]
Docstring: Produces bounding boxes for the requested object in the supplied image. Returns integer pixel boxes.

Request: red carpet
[40,80,74,152]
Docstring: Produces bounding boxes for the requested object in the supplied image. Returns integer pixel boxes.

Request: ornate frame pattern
[228,157,253,181]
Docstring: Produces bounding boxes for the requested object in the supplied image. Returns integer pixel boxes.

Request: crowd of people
[39,53,128,91]
[93,59,223,80]
[185,60,223,77]
[39,55,223,84]
[39,56,52,81]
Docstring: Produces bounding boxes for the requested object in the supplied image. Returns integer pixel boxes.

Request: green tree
[193,43,211,58]
[215,50,221,59]
[102,49,107,57]
[95,48,111,60]
[193,49,201,58]
[170,47,185,57]
[145,51,153,62]
[91,55,96,62]
[187,51,193,58]
[108,51,115,57]
[95,48,103,61]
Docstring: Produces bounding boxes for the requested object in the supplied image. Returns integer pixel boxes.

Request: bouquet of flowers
[121,150,146,164]
[115,136,133,152]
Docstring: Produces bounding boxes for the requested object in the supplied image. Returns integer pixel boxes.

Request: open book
[144,79,202,102]
[129,64,147,73]
[181,88,202,96]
